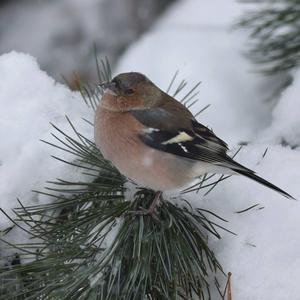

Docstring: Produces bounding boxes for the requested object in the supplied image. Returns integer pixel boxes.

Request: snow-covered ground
[0,0,300,299]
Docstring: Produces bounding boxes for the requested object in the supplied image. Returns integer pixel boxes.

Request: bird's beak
[99,81,118,96]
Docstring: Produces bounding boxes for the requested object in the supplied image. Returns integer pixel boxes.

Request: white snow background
[1,0,300,299]
[0,52,92,255]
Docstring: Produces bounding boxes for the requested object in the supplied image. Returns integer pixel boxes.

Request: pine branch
[238,0,300,76]
[0,58,232,299]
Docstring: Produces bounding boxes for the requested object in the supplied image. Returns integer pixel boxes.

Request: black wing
[131,108,230,164]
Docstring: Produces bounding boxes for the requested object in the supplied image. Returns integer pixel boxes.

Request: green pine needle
[237,0,300,75]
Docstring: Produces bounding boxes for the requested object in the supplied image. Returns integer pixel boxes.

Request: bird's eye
[111,79,119,87]
[125,88,134,95]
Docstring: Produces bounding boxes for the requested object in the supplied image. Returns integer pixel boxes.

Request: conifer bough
[0,58,232,300]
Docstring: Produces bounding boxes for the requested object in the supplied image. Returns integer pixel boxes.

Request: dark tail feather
[234,168,295,200]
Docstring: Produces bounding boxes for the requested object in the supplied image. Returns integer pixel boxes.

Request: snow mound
[0,52,91,233]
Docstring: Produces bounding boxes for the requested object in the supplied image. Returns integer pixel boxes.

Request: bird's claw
[127,206,160,222]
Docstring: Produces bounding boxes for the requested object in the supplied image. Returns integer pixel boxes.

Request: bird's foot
[128,191,162,221]
[133,207,160,222]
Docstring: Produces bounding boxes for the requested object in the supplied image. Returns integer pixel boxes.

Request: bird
[94,72,294,214]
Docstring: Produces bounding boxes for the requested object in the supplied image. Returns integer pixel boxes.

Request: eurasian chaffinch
[94,72,293,214]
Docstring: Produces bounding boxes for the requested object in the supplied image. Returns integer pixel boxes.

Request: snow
[0,52,91,248]
[192,145,300,300]
[116,0,300,299]
[259,69,300,147]
[0,0,300,298]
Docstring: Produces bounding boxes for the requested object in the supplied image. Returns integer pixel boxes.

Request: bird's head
[99,72,163,112]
